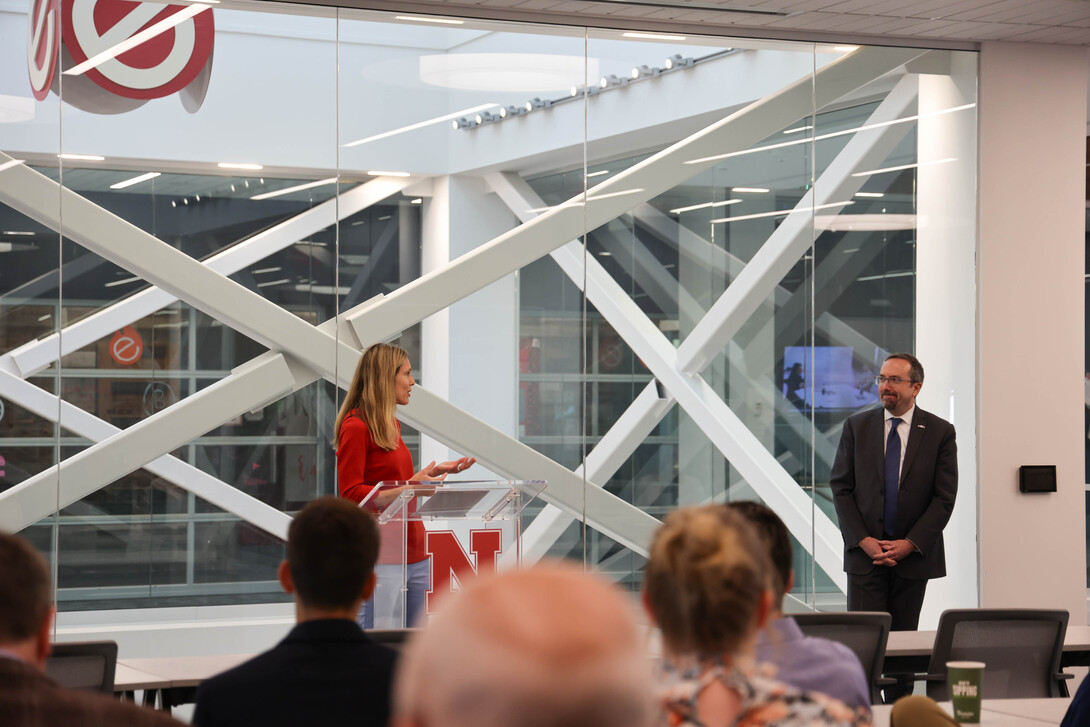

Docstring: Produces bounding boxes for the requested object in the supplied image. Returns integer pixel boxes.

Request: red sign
[109,324,143,365]
[61,0,214,100]
[27,0,61,101]
[425,529,502,614]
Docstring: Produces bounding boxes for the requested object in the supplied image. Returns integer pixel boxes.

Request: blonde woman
[335,343,475,628]
[644,506,871,727]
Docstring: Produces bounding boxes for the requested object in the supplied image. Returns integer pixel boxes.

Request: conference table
[116,654,252,711]
[883,625,1090,674]
[871,698,1073,726]
[112,626,1090,712]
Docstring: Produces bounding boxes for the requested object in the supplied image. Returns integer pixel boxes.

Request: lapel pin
[917,424,925,429]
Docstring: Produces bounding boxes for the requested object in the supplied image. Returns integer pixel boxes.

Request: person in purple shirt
[728,501,872,712]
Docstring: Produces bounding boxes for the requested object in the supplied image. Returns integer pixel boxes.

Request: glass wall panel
[0,0,978,638]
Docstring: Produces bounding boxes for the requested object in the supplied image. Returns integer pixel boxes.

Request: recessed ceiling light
[58,153,104,161]
[219,162,263,170]
[668,199,741,215]
[395,15,463,24]
[732,187,770,193]
[250,178,338,201]
[110,171,161,190]
[2,230,34,235]
[367,170,411,177]
[854,192,884,198]
[622,32,686,41]
[410,198,422,204]
[586,170,609,178]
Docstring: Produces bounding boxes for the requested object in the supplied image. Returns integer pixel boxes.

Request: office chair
[923,609,1072,700]
[792,610,893,704]
[45,640,119,694]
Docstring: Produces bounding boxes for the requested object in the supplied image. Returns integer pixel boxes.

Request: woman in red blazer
[334,343,474,628]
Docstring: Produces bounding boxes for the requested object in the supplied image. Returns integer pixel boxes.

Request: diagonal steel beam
[0,156,661,556]
[675,74,918,373]
[0,353,298,533]
[486,171,846,585]
[9,176,413,378]
[348,47,924,345]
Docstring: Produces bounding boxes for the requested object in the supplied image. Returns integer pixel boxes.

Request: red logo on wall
[27,0,61,101]
[109,325,143,365]
[28,0,214,112]
[425,529,503,614]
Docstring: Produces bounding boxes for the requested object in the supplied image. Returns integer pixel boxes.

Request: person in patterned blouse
[644,506,873,727]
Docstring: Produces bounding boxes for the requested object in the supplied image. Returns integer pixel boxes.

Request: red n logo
[425,529,502,614]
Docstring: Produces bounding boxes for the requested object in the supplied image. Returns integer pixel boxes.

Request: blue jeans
[356,559,429,629]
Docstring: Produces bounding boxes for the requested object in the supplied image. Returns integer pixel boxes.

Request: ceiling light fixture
[783,125,813,134]
[732,187,770,193]
[367,170,411,177]
[395,15,464,24]
[219,162,263,170]
[2,230,35,236]
[58,153,105,161]
[110,171,161,190]
[854,192,885,198]
[346,103,498,146]
[586,170,610,178]
[410,198,422,204]
[710,201,852,224]
[668,199,741,215]
[623,32,687,41]
[250,177,338,201]
[66,4,211,76]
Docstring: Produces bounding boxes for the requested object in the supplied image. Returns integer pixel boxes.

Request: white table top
[871,698,1072,727]
[118,654,253,689]
[114,663,172,692]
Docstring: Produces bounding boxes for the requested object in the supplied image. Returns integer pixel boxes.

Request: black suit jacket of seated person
[193,618,398,727]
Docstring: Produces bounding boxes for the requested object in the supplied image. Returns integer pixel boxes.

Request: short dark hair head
[287,497,380,610]
[0,532,52,643]
[727,501,792,603]
[885,353,924,384]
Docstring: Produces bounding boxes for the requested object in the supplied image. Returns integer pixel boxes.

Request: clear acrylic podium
[357,479,546,628]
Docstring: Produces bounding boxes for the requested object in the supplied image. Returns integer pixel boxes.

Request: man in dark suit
[830,353,957,633]
[194,497,397,727]
[0,532,184,727]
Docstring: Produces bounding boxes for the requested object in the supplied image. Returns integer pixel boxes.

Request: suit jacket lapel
[871,407,886,484]
[900,407,926,483]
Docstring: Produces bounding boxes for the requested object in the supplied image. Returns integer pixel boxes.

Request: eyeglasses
[875,375,916,386]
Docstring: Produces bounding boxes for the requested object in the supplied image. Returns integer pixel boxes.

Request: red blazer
[337,413,427,564]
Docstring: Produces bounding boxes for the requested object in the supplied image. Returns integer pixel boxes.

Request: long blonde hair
[334,343,408,451]
[644,505,770,659]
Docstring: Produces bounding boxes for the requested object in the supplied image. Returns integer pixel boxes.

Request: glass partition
[0,0,977,640]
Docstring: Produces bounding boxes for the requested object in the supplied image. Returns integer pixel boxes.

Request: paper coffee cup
[946,660,985,723]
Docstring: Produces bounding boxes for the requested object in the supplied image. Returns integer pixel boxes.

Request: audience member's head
[727,500,793,612]
[280,497,380,618]
[394,562,655,727]
[644,505,773,660]
[0,531,54,667]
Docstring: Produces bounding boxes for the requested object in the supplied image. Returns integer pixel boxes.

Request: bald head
[395,563,655,727]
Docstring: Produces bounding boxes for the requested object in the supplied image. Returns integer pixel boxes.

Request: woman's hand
[426,457,477,477]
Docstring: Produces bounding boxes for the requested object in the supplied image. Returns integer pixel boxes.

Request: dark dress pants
[848,566,929,703]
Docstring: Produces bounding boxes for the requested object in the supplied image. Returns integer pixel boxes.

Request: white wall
[977,41,1088,623]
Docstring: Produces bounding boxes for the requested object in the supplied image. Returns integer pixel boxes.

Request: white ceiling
[297,0,1090,47]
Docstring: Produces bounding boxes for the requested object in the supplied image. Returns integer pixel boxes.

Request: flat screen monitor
[782,346,877,410]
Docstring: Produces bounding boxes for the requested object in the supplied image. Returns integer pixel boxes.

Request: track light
[663,54,693,70]
[524,97,551,112]
[599,74,621,88]
[631,65,655,79]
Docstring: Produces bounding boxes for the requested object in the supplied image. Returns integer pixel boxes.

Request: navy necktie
[883,417,903,538]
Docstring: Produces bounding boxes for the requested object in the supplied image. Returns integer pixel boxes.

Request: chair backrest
[45,640,118,694]
[366,628,420,649]
[792,611,891,705]
[926,609,1068,700]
